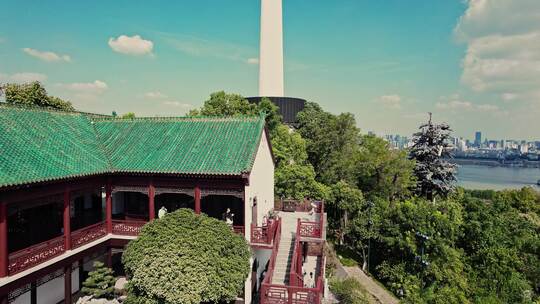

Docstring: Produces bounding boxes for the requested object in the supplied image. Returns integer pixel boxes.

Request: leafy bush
[122,209,250,304]
[82,261,116,299]
[330,278,370,304]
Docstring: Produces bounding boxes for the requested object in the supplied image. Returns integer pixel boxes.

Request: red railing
[261,218,282,287]
[112,220,146,236]
[298,201,324,239]
[71,221,107,249]
[251,218,278,245]
[8,236,65,275]
[233,225,245,236]
[261,215,326,304]
[289,219,304,287]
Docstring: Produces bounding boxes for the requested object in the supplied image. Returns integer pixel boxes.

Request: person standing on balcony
[223,208,234,228]
[158,206,167,219]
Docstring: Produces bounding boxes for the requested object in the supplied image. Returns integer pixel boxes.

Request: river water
[457,164,540,191]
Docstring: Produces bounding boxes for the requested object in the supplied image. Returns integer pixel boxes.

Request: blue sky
[1,0,539,139]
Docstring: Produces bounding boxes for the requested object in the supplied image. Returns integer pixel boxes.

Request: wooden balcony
[5,220,245,277]
[251,218,279,246]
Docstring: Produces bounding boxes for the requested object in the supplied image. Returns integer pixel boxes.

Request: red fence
[8,236,66,275]
[260,216,325,304]
[112,220,146,236]
[289,219,303,287]
[298,201,324,239]
[233,225,245,236]
[72,221,107,249]
[251,218,278,245]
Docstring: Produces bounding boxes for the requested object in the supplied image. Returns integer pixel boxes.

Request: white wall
[37,275,64,304]
[244,131,275,239]
[11,289,30,304]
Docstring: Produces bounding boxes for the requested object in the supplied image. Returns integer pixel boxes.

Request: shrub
[81,261,116,299]
[122,209,251,304]
[329,278,370,304]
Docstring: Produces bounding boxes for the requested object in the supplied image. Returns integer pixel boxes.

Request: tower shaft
[259,0,284,97]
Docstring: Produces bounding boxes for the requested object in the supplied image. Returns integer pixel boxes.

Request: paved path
[342,266,399,304]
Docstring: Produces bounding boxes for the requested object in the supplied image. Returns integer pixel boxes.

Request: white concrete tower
[259,0,284,97]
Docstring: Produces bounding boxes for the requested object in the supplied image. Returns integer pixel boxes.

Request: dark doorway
[112,191,149,221]
[71,189,103,231]
[8,199,63,253]
[155,193,194,215]
[201,195,244,226]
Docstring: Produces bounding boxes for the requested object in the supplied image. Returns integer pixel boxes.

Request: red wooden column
[64,265,72,304]
[106,248,112,268]
[148,181,155,220]
[106,181,112,234]
[0,202,8,278]
[63,188,71,251]
[194,185,201,214]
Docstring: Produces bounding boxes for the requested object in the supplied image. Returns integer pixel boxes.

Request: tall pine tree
[410,113,457,201]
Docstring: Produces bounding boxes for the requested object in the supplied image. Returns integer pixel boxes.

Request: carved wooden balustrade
[233,225,245,236]
[251,219,278,245]
[71,221,107,249]
[8,236,66,276]
[298,201,324,239]
[112,220,146,236]
[260,216,326,304]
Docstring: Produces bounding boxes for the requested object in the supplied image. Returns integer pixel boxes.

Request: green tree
[121,112,136,119]
[190,92,282,134]
[271,124,308,166]
[2,81,74,111]
[274,163,329,201]
[81,261,116,299]
[189,91,257,117]
[297,102,360,185]
[355,134,415,200]
[123,209,250,304]
[409,114,456,201]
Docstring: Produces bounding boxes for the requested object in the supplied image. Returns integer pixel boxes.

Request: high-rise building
[247,0,306,125]
[474,131,482,147]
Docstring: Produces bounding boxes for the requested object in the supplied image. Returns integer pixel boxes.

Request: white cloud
[436,96,499,112]
[246,57,259,65]
[56,80,108,95]
[108,35,154,56]
[436,100,472,110]
[0,72,47,83]
[144,91,167,99]
[376,94,401,109]
[455,0,540,102]
[163,101,193,108]
[22,48,71,62]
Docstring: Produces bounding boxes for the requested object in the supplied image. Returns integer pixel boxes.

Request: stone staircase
[271,212,311,285]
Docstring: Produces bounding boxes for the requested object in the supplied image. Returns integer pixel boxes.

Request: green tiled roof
[0,104,266,188]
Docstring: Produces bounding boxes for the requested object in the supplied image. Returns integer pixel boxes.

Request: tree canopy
[1,81,74,111]
[122,209,250,304]
[185,91,540,302]
[409,114,457,201]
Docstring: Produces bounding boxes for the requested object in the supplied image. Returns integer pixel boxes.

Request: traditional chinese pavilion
[0,104,276,303]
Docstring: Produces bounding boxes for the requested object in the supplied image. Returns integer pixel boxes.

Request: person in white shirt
[158,206,167,219]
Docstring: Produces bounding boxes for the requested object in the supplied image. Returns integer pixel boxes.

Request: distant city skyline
[1,1,539,139]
